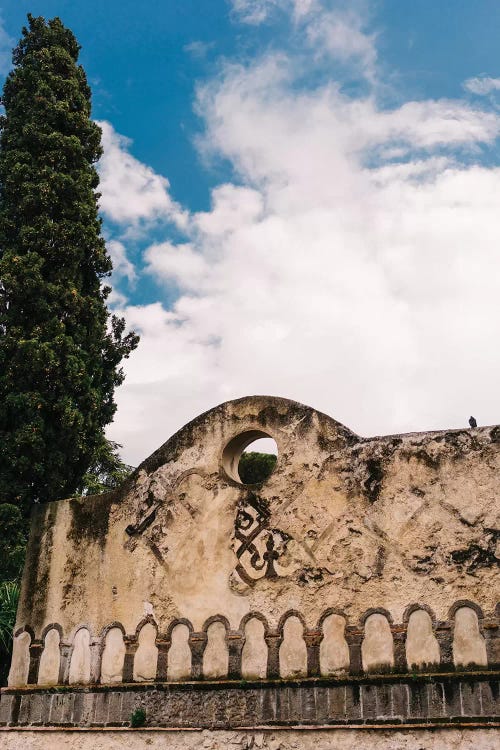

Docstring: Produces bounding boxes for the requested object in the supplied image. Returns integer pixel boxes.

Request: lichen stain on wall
[14,396,499,639]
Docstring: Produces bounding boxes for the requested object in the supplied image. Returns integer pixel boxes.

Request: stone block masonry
[1,673,498,729]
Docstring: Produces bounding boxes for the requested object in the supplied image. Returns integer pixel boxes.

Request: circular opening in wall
[222,431,278,485]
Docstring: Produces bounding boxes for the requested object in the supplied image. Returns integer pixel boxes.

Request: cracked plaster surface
[15,396,500,637]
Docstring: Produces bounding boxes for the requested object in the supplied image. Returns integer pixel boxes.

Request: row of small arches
[8,603,493,687]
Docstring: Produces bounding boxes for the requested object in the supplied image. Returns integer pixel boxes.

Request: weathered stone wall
[8,397,499,689]
[1,673,499,728]
[12,398,500,630]
[2,396,498,741]
[6,603,499,689]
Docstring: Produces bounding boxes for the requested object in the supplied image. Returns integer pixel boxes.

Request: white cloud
[195,184,264,234]
[230,0,318,24]
[97,120,187,228]
[306,8,377,78]
[108,239,137,283]
[145,242,209,291]
[230,0,279,24]
[230,0,377,79]
[464,76,500,96]
[107,11,500,466]
[183,40,215,59]
[196,56,500,200]
[107,287,128,308]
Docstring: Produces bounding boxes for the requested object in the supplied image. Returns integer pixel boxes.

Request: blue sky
[3,0,500,206]
[2,1,500,463]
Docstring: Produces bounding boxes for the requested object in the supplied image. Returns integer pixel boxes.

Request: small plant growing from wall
[130,708,147,728]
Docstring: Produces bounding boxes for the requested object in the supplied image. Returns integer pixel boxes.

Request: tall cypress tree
[0,15,139,511]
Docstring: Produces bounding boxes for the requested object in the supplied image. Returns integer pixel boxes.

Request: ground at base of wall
[0,728,499,750]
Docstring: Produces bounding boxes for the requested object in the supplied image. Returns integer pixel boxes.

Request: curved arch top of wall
[135,395,357,481]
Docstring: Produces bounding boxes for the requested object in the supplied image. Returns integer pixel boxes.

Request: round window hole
[222,431,278,485]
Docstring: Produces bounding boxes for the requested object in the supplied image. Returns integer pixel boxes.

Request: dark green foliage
[238,451,277,484]
[78,440,134,495]
[0,504,26,684]
[0,15,139,510]
[0,504,28,580]
[130,708,146,728]
[0,581,20,685]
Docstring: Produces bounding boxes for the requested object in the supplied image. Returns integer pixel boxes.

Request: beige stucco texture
[1,728,498,750]
[9,396,499,686]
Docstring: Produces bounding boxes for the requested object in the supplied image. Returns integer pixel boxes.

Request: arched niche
[167,623,192,681]
[453,606,487,668]
[8,630,31,687]
[361,613,394,672]
[203,621,228,679]
[69,628,91,685]
[405,609,440,670]
[133,622,158,682]
[100,627,125,684]
[241,617,267,679]
[38,628,61,686]
[320,613,350,676]
[279,616,307,679]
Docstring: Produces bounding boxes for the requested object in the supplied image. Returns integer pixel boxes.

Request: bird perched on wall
[469,416,477,428]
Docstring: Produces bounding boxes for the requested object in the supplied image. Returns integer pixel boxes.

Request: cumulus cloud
[107,5,500,466]
[195,185,264,234]
[97,120,187,228]
[145,242,209,291]
[306,8,377,78]
[464,76,500,96]
[107,239,137,283]
[230,0,377,79]
[107,288,129,308]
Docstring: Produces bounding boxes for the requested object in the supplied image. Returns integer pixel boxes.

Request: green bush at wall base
[130,708,147,728]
